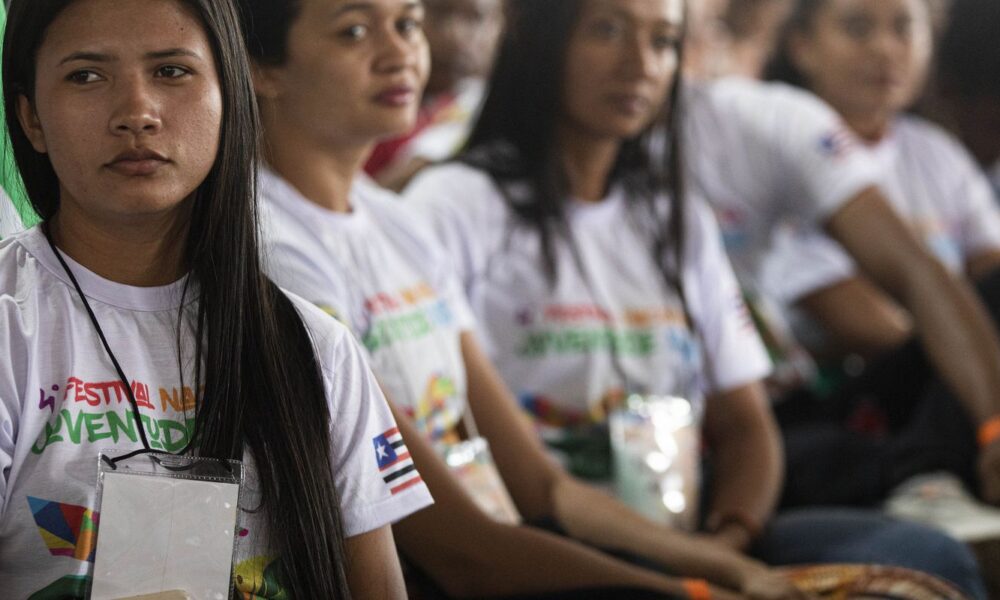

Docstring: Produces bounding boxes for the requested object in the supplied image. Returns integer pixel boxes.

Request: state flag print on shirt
[374,427,422,495]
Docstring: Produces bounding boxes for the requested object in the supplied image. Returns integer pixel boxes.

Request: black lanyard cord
[43,225,161,466]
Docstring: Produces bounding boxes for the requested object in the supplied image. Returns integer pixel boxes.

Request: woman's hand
[739,565,816,600]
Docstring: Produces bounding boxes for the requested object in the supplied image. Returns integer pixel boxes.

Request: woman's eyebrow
[58,51,115,66]
[57,48,202,66]
[145,48,204,61]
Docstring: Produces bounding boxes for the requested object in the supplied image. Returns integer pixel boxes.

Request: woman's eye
[591,18,625,40]
[340,24,369,40]
[155,65,191,79]
[66,70,102,85]
[398,17,424,36]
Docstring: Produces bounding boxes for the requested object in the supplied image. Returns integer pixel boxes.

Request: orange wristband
[979,415,1000,449]
[682,578,712,600]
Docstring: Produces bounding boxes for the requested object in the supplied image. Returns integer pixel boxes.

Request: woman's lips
[105,149,170,176]
[374,86,417,107]
[106,158,169,176]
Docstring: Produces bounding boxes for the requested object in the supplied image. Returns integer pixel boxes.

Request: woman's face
[561,0,685,142]
[17,0,222,223]
[790,0,931,120]
[257,0,430,147]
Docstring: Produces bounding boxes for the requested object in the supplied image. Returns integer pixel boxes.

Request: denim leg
[751,507,988,600]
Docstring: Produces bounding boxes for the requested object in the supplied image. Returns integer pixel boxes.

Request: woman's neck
[50,201,190,287]
[841,108,894,144]
[558,125,621,203]
[262,110,370,214]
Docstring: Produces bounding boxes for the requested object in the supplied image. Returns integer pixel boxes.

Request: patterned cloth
[781,564,970,599]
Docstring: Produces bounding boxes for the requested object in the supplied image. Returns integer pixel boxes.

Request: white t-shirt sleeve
[291,296,434,537]
[685,197,773,393]
[954,151,1000,260]
[0,350,15,509]
[0,188,22,239]
[702,79,882,222]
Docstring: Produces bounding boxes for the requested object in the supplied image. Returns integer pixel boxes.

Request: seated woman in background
[759,0,1000,536]
[0,0,433,598]
[241,0,793,597]
[404,0,985,597]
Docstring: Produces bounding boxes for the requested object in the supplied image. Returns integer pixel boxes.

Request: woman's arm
[701,383,783,552]
[826,187,1000,425]
[461,332,806,598]
[796,277,913,360]
[344,526,408,600]
[827,188,1000,502]
[966,249,1000,283]
[388,401,690,599]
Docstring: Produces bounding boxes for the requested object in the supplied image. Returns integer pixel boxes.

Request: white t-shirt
[0,227,432,599]
[0,187,22,239]
[405,162,771,424]
[260,169,476,444]
[989,159,1000,200]
[761,115,1000,304]
[683,77,882,285]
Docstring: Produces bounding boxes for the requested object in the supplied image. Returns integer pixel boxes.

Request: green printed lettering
[107,411,138,444]
[63,409,85,444]
[140,414,164,450]
[159,419,191,453]
[31,415,64,454]
[83,413,113,443]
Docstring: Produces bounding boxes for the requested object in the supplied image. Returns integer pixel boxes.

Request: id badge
[610,394,702,531]
[443,437,522,524]
[89,451,243,600]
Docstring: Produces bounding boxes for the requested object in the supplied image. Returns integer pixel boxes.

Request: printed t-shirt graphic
[373,427,422,494]
[760,115,1000,307]
[0,228,433,599]
[405,163,771,431]
[261,169,476,446]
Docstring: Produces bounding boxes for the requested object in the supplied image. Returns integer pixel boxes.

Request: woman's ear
[251,63,283,101]
[16,95,48,154]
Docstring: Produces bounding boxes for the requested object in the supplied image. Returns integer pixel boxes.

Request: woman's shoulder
[0,227,53,301]
[405,161,507,213]
[893,115,981,166]
[283,289,356,356]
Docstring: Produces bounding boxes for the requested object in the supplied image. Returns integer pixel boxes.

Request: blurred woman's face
[561,0,684,141]
[16,0,222,224]
[790,0,931,122]
[256,0,430,148]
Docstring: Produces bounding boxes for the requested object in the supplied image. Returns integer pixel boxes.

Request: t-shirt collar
[20,226,193,312]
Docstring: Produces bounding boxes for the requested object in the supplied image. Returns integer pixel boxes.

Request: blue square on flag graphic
[373,431,400,468]
[372,427,421,495]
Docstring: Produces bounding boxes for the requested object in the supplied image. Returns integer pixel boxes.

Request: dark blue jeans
[752,507,988,600]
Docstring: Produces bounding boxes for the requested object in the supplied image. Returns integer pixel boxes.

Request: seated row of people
[0,0,997,598]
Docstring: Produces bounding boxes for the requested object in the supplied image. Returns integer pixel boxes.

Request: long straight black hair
[3,1,351,597]
[460,0,690,305]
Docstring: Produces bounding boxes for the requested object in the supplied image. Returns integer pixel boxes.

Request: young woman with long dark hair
[0,0,431,598]
[405,0,986,597]
[753,0,1000,546]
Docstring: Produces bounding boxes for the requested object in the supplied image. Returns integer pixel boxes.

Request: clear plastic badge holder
[444,436,522,524]
[610,394,702,531]
[89,451,244,600]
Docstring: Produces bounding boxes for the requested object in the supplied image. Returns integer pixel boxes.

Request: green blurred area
[1,2,40,228]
